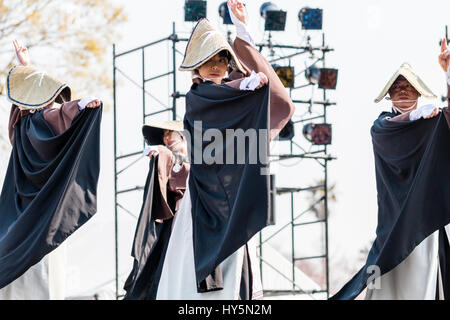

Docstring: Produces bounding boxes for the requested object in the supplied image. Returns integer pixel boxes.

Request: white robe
[156,185,263,300]
[366,224,450,300]
[0,242,67,300]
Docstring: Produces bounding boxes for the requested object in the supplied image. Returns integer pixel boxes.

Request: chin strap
[391,101,418,114]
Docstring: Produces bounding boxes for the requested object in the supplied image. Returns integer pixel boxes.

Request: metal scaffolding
[254,32,336,299]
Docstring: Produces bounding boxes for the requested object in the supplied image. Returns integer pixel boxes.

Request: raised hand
[438,38,450,72]
[256,72,268,89]
[85,99,101,108]
[13,39,30,66]
[227,0,247,25]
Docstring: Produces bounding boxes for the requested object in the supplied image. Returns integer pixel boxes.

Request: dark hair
[218,50,232,62]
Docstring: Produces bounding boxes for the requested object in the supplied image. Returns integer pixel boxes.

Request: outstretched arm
[227,0,255,48]
[227,0,295,140]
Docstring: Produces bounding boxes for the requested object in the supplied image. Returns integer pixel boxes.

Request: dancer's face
[388,76,420,110]
[163,130,187,155]
[197,53,229,84]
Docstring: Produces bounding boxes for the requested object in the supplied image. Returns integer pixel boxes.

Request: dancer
[124,121,189,299]
[332,40,450,300]
[155,0,295,300]
[0,40,102,299]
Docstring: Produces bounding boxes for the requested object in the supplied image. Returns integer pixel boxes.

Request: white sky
[1,0,449,299]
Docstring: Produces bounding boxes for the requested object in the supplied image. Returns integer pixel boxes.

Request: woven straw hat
[179,18,247,75]
[6,65,71,110]
[374,63,436,103]
[142,121,184,145]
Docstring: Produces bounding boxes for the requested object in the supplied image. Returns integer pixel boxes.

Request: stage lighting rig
[303,123,332,145]
[184,0,207,22]
[305,67,338,90]
[272,65,295,88]
[298,7,323,30]
[278,120,295,141]
[218,2,233,24]
[260,2,287,31]
[305,66,321,85]
[318,68,338,90]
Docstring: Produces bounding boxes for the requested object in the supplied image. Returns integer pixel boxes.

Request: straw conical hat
[374,63,436,103]
[179,18,247,75]
[6,65,71,110]
[142,121,184,145]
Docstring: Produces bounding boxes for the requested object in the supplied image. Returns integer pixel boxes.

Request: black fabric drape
[332,109,450,300]
[184,81,271,292]
[0,107,102,289]
[123,157,173,300]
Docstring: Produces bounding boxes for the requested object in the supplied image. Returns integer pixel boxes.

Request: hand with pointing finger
[438,38,450,73]
[13,39,30,67]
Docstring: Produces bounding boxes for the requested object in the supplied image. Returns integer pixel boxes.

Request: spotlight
[278,120,295,141]
[303,123,332,145]
[184,0,207,22]
[260,2,287,31]
[305,66,321,85]
[298,7,323,30]
[272,65,295,88]
[218,2,233,25]
[318,68,338,90]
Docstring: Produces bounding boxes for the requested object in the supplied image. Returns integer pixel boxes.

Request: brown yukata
[152,146,189,222]
[8,100,81,145]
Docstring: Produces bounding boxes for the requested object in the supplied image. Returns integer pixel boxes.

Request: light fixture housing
[260,2,287,31]
[298,7,323,30]
[184,0,207,22]
[278,120,295,141]
[303,123,332,145]
[272,65,295,88]
[218,2,233,24]
[318,68,338,90]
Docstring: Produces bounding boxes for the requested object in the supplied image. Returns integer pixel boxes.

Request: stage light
[305,67,338,89]
[272,65,295,88]
[260,2,287,31]
[298,7,323,30]
[303,123,332,145]
[184,0,207,22]
[278,120,295,141]
[218,2,233,25]
[318,68,338,90]
[305,66,321,85]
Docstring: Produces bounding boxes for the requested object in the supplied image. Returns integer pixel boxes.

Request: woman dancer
[124,121,190,299]
[332,40,450,300]
[155,0,295,300]
[0,40,102,300]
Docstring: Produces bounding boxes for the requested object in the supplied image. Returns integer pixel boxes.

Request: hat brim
[142,125,164,146]
[142,121,184,145]
[6,65,71,110]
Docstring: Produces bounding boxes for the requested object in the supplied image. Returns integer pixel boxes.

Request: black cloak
[332,109,450,300]
[0,107,102,289]
[184,81,272,292]
[123,157,173,300]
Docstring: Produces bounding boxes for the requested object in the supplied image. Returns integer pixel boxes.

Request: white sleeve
[227,3,256,49]
[78,97,98,110]
[409,104,437,121]
[239,71,261,91]
[142,145,159,157]
[446,65,450,86]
